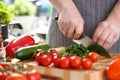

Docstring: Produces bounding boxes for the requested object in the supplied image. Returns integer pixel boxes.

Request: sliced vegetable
[66,44,90,57]
[15,44,51,60]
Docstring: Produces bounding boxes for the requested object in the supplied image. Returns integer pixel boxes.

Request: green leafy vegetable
[66,44,90,58]
[0,1,14,24]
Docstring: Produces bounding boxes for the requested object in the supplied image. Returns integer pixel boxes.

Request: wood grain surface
[22,53,120,80]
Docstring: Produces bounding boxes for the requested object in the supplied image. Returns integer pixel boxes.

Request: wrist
[106,0,120,27]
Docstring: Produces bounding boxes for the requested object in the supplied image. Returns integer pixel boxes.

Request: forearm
[49,0,76,13]
[106,0,120,27]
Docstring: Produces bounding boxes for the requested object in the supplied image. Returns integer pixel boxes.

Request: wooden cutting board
[22,53,120,80]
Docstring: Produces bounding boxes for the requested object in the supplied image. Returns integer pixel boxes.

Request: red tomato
[0,62,9,68]
[0,62,15,72]
[35,53,42,65]
[35,49,43,56]
[88,52,99,62]
[50,49,58,59]
[6,34,35,58]
[0,72,7,80]
[6,73,27,80]
[60,56,70,69]
[41,54,52,66]
[81,57,93,70]
[70,56,81,69]
[53,56,60,68]
[26,70,41,80]
[50,49,57,53]
[105,56,120,80]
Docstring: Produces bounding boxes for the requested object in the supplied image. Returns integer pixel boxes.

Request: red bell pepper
[5,34,35,58]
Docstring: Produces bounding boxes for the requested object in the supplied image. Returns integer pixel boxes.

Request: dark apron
[46,0,120,52]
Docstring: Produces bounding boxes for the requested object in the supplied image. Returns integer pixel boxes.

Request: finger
[62,22,69,36]
[67,27,75,39]
[102,33,114,50]
[93,22,108,42]
[58,20,69,36]
[96,29,110,46]
[73,25,83,40]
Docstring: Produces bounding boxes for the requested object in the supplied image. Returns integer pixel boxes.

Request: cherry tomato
[50,49,57,53]
[41,54,52,66]
[26,69,41,80]
[0,72,7,80]
[81,57,93,70]
[105,56,120,80]
[53,56,60,68]
[6,73,27,80]
[50,49,58,59]
[88,52,99,62]
[60,56,70,69]
[34,49,43,56]
[0,62,9,68]
[70,56,81,69]
[0,62,15,72]
[35,53,42,65]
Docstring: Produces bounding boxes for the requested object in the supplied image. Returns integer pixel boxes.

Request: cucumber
[15,44,51,60]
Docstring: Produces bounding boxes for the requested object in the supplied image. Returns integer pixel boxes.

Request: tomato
[0,62,15,72]
[0,72,7,80]
[81,57,93,70]
[105,56,120,80]
[50,49,58,59]
[6,73,27,80]
[0,62,9,68]
[70,56,81,69]
[6,34,35,58]
[35,53,42,65]
[60,56,70,69]
[50,49,57,53]
[88,52,99,62]
[53,56,60,68]
[41,54,52,66]
[26,69,41,80]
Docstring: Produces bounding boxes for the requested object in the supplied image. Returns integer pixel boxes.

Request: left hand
[93,21,120,50]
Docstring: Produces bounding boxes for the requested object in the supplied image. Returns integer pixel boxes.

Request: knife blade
[73,34,111,58]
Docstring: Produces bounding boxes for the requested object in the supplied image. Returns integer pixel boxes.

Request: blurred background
[1,0,53,43]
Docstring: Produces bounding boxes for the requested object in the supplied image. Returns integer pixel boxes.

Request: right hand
[58,4,84,40]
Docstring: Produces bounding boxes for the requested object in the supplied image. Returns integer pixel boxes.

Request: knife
[73,34,111,58]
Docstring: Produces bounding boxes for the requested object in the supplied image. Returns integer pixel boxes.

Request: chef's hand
[58,3,84,40]
[93,21,120,50]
